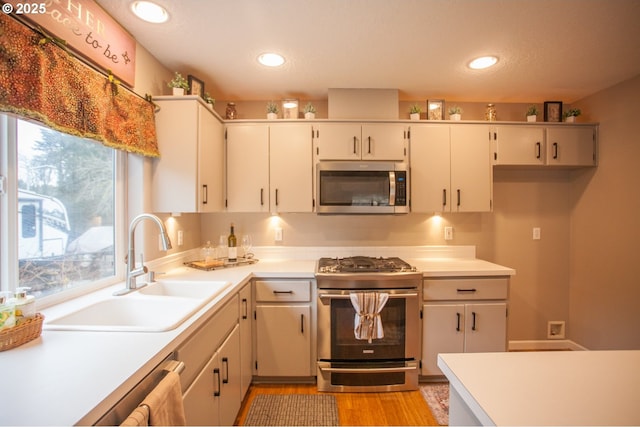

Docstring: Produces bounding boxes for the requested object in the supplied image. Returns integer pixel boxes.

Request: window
[1,114,124,303]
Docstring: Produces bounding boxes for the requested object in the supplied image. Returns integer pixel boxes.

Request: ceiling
[96,0,640,103]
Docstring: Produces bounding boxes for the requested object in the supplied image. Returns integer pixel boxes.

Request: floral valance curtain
[0,14,159,158]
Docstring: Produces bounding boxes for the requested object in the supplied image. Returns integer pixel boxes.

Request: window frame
[0,113,127,308]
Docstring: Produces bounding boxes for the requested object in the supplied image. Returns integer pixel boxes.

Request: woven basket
[0,313,44,351]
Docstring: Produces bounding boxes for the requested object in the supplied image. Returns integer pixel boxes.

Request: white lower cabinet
[177,295,242,426]
[238,283,252,397]
[421,277,509,376]
[253,280,314,377]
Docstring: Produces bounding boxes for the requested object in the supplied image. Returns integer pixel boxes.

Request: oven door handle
[319,292,418,300]
[318,365,418,374]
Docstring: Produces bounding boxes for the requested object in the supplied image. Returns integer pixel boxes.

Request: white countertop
[0,247,513,426]
[438,350,640,426]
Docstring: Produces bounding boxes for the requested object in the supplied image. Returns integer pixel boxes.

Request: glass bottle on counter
[227,223,237,262]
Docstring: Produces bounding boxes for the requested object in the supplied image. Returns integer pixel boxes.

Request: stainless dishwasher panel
[95,353,184,426]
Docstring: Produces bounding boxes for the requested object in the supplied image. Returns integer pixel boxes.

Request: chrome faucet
[114,213,172,296]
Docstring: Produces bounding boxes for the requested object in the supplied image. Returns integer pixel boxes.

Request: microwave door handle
[389,171,396,206]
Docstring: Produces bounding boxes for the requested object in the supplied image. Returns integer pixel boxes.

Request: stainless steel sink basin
[44,280,229,332]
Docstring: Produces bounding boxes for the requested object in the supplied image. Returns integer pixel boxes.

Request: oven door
[317,289,419,392]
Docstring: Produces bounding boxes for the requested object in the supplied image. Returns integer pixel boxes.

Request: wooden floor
[234,383,439,426]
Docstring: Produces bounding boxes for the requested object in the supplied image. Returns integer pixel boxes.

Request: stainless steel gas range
[315,256,421,392]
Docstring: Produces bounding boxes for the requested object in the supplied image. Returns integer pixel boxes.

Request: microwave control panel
[395,171,407,206]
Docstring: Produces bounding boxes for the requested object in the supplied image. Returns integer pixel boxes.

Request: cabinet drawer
[255,280,311,302]
[177,295,238,391]
[423,277,508,301]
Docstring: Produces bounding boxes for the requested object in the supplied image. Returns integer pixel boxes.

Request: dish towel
[350,292,389,343]
[120,371,186,426]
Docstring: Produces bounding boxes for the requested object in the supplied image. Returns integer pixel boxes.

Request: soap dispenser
[201,241,214,263]
[0,291,16,331]
[14,287,35,323]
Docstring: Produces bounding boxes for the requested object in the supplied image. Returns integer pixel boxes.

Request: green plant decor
[204,92,215,105]
[266,101,279,114]
[564,108,581,118]
[303,102,316,114]
[448,105,463,115]
[526,105,538,116]
[410,104,422,114]
[168,72,189,90]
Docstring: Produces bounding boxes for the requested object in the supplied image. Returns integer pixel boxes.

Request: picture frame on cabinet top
[544,101,562,122]
[188,75,204,99]
[427,99,444,120]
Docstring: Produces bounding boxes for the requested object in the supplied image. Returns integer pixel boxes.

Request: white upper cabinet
[546,126,597,166]
[493,124,597,167]
[314,123,407,161]
[152,97,224,213]
[411,124,492,213]
[225,124,270,212]
[225,123,313,213]
[493,126,546,165]
[269,124,314,213]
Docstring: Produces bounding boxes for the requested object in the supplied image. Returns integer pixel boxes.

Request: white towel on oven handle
[350,292,389,343]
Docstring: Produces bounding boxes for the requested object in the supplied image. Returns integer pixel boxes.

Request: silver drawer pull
[456,288,477,293]
[273,290,294,294]
[318,365,417,374]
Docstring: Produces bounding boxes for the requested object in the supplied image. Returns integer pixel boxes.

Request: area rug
[420,382,449,426]
[244,394,339,426]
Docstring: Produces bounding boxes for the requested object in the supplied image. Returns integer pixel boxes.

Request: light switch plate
[444,226,453,240]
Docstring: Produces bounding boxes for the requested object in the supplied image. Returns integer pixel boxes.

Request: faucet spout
[114,213,172,296]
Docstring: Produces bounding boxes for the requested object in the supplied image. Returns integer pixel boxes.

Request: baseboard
[509,339,588,351]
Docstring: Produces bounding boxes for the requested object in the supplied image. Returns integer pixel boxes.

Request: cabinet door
[494,126,545,165]
[269,124,313,212]
[255,304,312,376]
[463,303,507,353]
[450,125,492,212]
[218,325,241,426]
[314,123,362,160]
[183,349,220,426]
[410,124,451,213]
[546,127,596,166]
[422,303,464,375]
[361,123,407,161]
[152,100,199,213]
[238,284,252,398]
[198,105,225,212]
[225,124,270,212]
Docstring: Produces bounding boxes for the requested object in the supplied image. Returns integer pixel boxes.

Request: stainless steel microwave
[316,161,409,214]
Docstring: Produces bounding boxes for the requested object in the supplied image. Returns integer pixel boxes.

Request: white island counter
[438,350,640,426]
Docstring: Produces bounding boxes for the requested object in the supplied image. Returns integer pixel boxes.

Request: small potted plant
[266,101,279,120]
[204,92,215,108]
[168,72,189,96]
[448,105,463,121]
[409,104,421,121]
[303,102,316,119]
[526,105,538,122]
[564,108,581,123]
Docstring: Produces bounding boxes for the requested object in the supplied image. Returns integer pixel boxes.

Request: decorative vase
[485,104,497,121]
[410,113,420,121]
[565,116,576,123]
[225,102,237,120]
[172,87,185,96]
[527,115,537,122]
[304,112,315,120]
[450,113,461,121]
[267,112,278,120]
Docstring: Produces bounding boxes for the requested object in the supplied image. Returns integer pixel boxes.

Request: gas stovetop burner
[317,256,417,274]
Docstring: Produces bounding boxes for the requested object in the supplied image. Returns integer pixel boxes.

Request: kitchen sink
[44,281,230,332]
[136,280,228,299]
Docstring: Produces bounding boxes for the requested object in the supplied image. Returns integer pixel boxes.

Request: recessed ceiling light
[258,53,285,67]
[468,56,499,70]
[131,1,169,23]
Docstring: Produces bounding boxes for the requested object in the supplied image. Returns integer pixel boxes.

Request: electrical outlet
[274,227,283,242]
[533,227,541,240]
[547,321,566,339]
[177,230,184,246]
[444,226,453,240]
